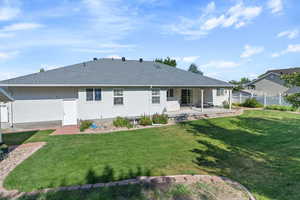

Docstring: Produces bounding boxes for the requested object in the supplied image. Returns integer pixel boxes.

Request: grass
[2,110,300,200]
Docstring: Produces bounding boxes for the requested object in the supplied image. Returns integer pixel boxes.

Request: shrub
[80,120,93,132]
[265,105,297,112]
[232,102,242,107]
[241,98,263,108]
[152,113,168,124]
[0,144,8,160]
[113,117,133,129]
[139,115,152,126]
[222,100,230,109]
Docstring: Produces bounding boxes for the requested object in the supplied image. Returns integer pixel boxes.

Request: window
[216,88,226,96]
[86,88,102,101]
[167,88,174,98]
[114,89,124,105]
[152,88,160,104]
[86,89,94,101]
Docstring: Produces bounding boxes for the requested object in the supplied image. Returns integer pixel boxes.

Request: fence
[232,93,291,106]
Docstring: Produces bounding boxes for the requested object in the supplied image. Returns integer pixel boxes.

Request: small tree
[229,77,251,92]
[188,63,203,75]
[282,72,300,108]
[155,57,177,67]
[39,68,45,72]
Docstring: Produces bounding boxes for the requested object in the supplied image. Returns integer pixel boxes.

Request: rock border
[3,175,256,200]
[0,142,46,199]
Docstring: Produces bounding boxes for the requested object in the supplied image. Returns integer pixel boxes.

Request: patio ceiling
[0,88,13,102]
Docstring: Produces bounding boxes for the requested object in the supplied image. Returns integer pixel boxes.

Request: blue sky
[0,0,299,81]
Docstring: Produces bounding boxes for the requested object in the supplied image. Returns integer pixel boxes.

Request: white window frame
[86,88,102,101]
[113,88,124,105]
[216,88,226,96]
[152,88,160,104]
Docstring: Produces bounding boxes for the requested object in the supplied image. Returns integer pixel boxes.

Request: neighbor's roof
[265,67,300,75]
[286,86,300,94]
[0,59,232,87]
[0,88,13,102]
[246,72,285,86]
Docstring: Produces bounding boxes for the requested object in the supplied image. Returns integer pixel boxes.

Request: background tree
[229,77,251,92]
[39,68,45,72]
[282,72,300,108]
[155,57,177,67]
[188,63,203,75]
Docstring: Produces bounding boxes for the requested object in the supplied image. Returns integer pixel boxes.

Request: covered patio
[165,87,233,112]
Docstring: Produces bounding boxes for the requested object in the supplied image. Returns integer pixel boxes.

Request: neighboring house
[246,67,300,96]
[286,86,300,95]
[0,58,233,127]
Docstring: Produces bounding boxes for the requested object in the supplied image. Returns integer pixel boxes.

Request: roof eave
[0,84,234,88]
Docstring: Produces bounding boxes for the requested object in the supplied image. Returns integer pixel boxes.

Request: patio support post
[279,93,282,105]
[201,89,204,112]
[229,89,232,110]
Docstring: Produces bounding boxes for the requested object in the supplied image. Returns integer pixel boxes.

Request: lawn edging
[0,142,46,199]
[5,175,256,200]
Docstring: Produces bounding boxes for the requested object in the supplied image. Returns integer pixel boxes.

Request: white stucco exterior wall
[7,87,77,123]
[77,87,167,120]
[4,86,231,124]
[212,89,230,106]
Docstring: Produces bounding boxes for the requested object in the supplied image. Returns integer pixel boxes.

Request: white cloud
[0,33,15,38]
[271,44,300,57]
[0,71,20,81]
[105,55,122,59]
[167,2,262,39]
[82,0,137,39]
[71,48,116,54]
[0,51,19,60]
[182,56,200,63]
[204,1,216,14]
[0,0,21,21]
[277,29,299,39]
[1,23,43,32]
[267,0,283,14]
[201,60,240,69]
[240,45,264,58]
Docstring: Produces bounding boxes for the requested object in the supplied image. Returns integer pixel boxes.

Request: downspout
[149,85,153,115]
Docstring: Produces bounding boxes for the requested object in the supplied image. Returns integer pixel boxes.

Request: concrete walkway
[0,142,46,199]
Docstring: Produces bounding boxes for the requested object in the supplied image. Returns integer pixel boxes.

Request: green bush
[113,117,133,129]
[139,115,152,126]
[241,98,263,108]
[265,105,297,112]
[80,120,93,132]
[152,113,168,124]
[0,143,8,159]
[222,101,230,109]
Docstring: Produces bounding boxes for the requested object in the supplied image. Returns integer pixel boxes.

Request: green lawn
[3,110,300,200]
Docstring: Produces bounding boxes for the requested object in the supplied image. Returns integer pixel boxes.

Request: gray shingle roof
[286,86,300,94]
[0,59,232,87]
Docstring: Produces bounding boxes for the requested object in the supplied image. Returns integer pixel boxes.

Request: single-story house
[0,58,233,127]
[246,67,300,96]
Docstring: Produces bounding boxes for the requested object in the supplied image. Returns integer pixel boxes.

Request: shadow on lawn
[182,116,300,200]
[0,166,196,200]
[2,131,39,146]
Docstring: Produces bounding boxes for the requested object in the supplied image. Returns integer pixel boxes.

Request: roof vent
[93,57,98,61]
[122,57,126,62]
[139,58,143,63]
